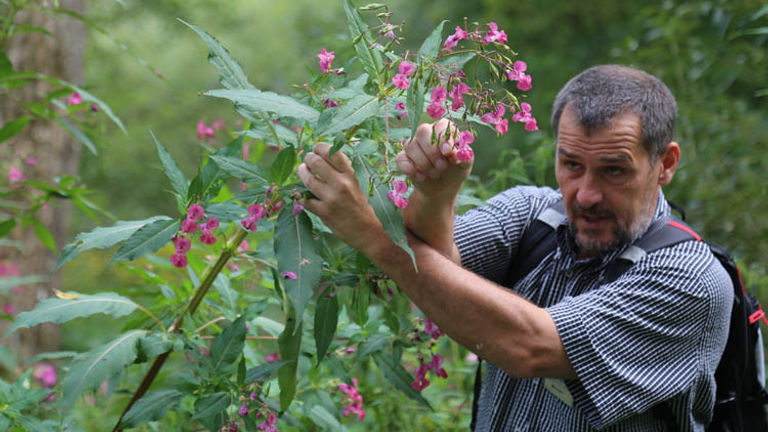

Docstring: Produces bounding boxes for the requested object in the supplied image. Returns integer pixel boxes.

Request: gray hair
[551,65,677,160]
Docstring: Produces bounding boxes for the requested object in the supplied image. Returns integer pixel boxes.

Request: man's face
[555,108,669,257]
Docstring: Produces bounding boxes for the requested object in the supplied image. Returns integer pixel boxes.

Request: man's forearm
[402,189,461,263]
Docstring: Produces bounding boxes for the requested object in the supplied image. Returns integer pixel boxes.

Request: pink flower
[265,352,280,362]
[170,253,188,268]
[197,120,215,140]
[481,103,509,135]
[482,22,507,44]
[187,204,205,222]
[517,74,532,91]
[2,303,14,316]
[457,130,474,147]
[248,203,264,221]
[495,118,509,135]
[238,403,248,417]
[506,61,532,91]
[443,26,469,51]
[411,364,430,391]
[238,240,250,252]
[8,166,25,188]
[398,61,415,77]
[525,117,539,131]
[241,218,258,232]
[66,92,82,106]
[250,391,258,401]
[90,104,100,112]
[396,112,408,120]
[392,73,410,90]
[283,271,297,280]
[257,412,278,431]
[317,48,335,73]
[24,157,37,166]
[322,98,340,108]
[426,103,446,119]
[206,217,220,230]
[182,219,198,233]
[456,146,474,163]
[200,231,217,245]
[173,237,191,253]
[395,102,406,111]
[430,86,447,104]
[339,378,366,421]
[212,120,225,130]
[511,102,532,122]
[33,364,57,388]
[448,82,470,111]
[292,203,304,216]
[428,354,448,378]
[387,180,409,209]
[424,318,445,339]
[385,30,396,40]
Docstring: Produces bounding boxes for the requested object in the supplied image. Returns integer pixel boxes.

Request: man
[297,65,732,430]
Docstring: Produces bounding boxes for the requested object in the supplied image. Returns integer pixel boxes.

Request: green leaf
[274,210,323,321]
[151,131,188,202]
[62,330,146,409]
[16,415,53,432]
[0,275,46,296]
[0,117,31,144]
[237,356,246,386]
[213,274,238,310]
[210,316,246,370]
[110,219,180,264]
[7,292,139,335]
[270,146,297,186]
[314,294,338,364]
[417,20,448,60]
[56,118,97,155]
[208,154,269,185]
[319,95,379,137]
[122,390,184,428]
[206,88,320,122]
[406,81,425,139]
[352,156,417,270]
[54,216,172,272]
[191,391,230,421]
[59,81,126,134]
[245,360,289,384]
[278,318,302,411]
[31,218,56,252]
[205,202,248,223]
[372,352,431,408]
[343,0,381,83]
[180,20,253,90]
[0,218,16,238]
[437,52,476,70]
[0,53,14,78]
[308,405,343,431]
[188,135,242,201]
[136,332,174,361]
[358,334,388,357]
[756,88,768,98]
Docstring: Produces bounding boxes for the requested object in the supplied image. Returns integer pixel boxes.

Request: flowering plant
[7,2,536,430]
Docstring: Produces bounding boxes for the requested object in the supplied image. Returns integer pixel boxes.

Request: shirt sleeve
[455,186,558,284]
[546,240,733,429]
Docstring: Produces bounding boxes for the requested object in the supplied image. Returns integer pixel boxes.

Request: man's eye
[564,161,580,170]
[605,167,625,176]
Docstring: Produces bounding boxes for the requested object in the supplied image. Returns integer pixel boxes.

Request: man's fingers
[297,163,329,200]
[300,197,326,219]
[313,142,354,174]
[304,152,342,186]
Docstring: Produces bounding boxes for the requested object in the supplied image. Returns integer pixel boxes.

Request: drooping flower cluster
[506,61,532,91]
[257,412,279,431]
[412,353,448,391]
[170,203,220,268]
[197,119,225,140]
[392,60,415,90]
[512,102,539,131]
[481,103,509,135]
[317,48,335,73]
[339,378,366,421]
[455,129,475,163]
[241,203,264,232]
[386,180,409,209]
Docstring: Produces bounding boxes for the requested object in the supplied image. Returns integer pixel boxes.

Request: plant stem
[112,229,250,431]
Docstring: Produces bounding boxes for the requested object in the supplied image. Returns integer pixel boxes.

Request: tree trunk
[0,0,85,362]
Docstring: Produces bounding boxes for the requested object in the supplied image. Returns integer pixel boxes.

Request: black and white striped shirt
[455,186,732,431]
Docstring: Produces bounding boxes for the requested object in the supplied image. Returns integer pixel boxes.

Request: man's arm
[395,119,471,263]
[297,142,576,379]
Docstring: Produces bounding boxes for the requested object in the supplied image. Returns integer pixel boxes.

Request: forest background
[1,0,767,430]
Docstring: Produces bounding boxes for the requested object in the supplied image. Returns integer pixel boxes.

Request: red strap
[749,306,768,326]
[667,220,702,242]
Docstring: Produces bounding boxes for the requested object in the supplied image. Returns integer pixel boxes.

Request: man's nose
[576,173,603,208]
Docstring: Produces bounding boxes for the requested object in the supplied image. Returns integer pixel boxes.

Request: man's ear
[657,141,680,186]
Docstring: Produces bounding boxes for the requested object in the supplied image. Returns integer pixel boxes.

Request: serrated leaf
[206,88,320,122]
[213,274,238,309]
[208,154,269,185]
[54,216,171,272]
[372,352,431,408]
[437,52,476,70]
[0,116,31,144]
[358,333,388,357]
[16,415,53,432]
[352,156,417,270]
[329,73,369,99]
[188,135,242,201]
[205,202,247,223]
[181,20,252,90]
[7,292,139,335]
[406,81,425,139]
[242,123,298,146]
[110,219,180,264]
[418,20,448,60]
[314,294,338,364]
[0,218,16,238]
[308,405,343,431]
[0,52,13,78]
[278,318,302,411]
[56,118,97,155]
[344,0,381,83]
[137,332,174,361]
[31,218,56,252]
[210,316,246,370]
[270,146,297,185]
[121,390,184,428]
[319,95,379,137]
[244,360,289,384]
[152,131,188,202]
[62,330,146,409]
[274,210,323,321]
[191,391,230,420]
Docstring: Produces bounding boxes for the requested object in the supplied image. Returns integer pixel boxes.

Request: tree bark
[0,0,85,362]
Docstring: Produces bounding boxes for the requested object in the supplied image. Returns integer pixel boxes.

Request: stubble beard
[569,200,654,257]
